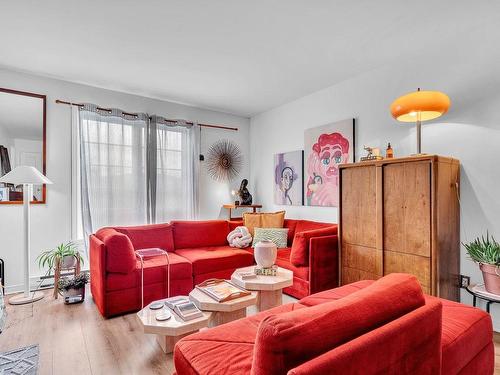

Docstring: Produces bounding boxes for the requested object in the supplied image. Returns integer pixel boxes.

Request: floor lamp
[0,166,53,305]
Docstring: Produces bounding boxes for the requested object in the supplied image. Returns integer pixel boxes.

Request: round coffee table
[231,266,293,311]
[136,298,211,354]
[189,287,257,326]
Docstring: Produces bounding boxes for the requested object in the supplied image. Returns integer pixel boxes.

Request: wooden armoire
[339,155,460,301]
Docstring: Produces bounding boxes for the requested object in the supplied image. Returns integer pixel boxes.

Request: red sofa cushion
[175,246,254,275]
[299,280,494,374]
[106,252,192,291]
[290,225,337,267]
[294,219,333,233]
[174,303,306,375]
[288,299,442,375]
[114,223,174,252]
[283,219,299,245]
[251,274,425,375]
[95,228,136,274]
[172,220,230,249]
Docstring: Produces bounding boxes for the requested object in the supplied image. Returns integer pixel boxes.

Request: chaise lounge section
[173,274,494,375]
[90,219,338,317]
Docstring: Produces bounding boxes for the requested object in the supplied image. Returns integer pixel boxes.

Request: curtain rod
[55,99,238,131]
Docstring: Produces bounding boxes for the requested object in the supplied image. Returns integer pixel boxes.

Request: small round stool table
[466,284,500,313]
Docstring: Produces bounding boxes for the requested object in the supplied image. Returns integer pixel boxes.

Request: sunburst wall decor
[206,139,243,182]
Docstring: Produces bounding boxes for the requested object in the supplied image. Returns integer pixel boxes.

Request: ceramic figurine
[238,179,252,205]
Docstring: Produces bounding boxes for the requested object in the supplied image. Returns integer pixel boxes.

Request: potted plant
[463,233,500,294]
[37,242,84,271]
[58,273,89,304]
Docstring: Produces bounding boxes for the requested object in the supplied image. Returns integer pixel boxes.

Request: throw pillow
[243,211,285,235]
[252,228,289,248]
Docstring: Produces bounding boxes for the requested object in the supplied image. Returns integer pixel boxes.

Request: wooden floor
[1,288,500,374]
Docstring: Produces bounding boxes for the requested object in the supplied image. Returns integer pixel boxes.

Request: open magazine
[195,279,250,303]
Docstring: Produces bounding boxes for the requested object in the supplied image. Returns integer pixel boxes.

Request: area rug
[0,345,38,374]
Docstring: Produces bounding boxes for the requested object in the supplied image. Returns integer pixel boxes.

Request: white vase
[254,240,277,268]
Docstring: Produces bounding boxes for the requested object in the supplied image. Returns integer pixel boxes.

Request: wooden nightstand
[223,204,262,220]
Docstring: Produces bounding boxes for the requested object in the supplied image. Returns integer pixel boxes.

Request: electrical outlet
[460,275,470,288]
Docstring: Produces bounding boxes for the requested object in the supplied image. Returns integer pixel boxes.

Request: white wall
[0,68,250,293]
[250,29,500,329]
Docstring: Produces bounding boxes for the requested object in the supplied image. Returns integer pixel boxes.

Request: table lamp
[390,88,450,154]
[0,166,53,305]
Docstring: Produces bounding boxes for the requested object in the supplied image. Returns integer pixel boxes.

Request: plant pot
[61,255,77,269]
[254,240,277,268]
[480,263,500,295]
[62,286,85,304]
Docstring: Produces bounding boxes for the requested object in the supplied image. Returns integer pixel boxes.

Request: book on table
[196,279,251,302]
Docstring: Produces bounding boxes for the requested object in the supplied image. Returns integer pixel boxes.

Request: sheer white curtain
[153,116,199,223]
[79,104,148,243]
[74,107,199,248]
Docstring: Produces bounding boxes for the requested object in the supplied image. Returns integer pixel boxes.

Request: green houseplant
[37,242,84,271]
[463,233,500,295]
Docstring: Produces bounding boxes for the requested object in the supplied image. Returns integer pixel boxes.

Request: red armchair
[90,219,338,317]
[174,274,494,375]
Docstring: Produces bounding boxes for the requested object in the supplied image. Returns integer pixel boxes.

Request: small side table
[231,266,293,311]
[136,299,211,354]
[466,284,500,313]
[53,257,80,299]
[223,204,262,220]
[189,286,257,327]
[135,248,171,309]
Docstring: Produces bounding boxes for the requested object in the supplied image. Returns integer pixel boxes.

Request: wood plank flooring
[1,288,499,374]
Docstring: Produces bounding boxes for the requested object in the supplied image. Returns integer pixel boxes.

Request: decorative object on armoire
[0,166,52,305]
[242,210,285,236]
[206,139,242,181]
[37,242,83,299]
[463,233,500,295]
[304,119,355,207]
[227,226,253,248]
[254,240,278,268]
[58,272,89,304]
[252,228,288,248]
[386,143,394,158]
[360,145,383,161]
[237,178,252,205]
[274,150,304,206]
[390,88,451,154]
[339,155,460,301]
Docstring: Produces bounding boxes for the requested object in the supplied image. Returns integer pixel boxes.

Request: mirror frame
[0,87,47,204]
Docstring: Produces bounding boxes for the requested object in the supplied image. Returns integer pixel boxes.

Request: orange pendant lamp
[390,88,450,154]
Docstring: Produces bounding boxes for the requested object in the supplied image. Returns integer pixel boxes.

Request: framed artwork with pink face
[304,119,355,207]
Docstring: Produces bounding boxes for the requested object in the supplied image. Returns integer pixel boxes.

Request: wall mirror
[0,88,47,204]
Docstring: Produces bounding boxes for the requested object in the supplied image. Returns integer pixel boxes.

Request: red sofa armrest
[308,235,339,294]
[89,234,107,317]
[95,228,136,274]
[288,299,442,375]
[290,226,337,266]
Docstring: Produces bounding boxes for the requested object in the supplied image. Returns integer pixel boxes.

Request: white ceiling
[0,92,43,140]
[0,1,499,117]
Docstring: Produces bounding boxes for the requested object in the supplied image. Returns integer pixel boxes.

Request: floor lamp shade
[390,89,451,153]
[0,166,52,305]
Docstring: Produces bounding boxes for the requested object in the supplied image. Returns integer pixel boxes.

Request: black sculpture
[238,179,252,205]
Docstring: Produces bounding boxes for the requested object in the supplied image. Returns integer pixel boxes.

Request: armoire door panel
[383,161,431,257]
[342,267,381,286]
[342,243,382,275]
[403,162,431,257]
[384,250,431,287]
[341,166,377,247]
[383,163,405,252]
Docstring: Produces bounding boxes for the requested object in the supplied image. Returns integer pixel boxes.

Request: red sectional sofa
[90,219,338,317]
[174,274,494,375]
